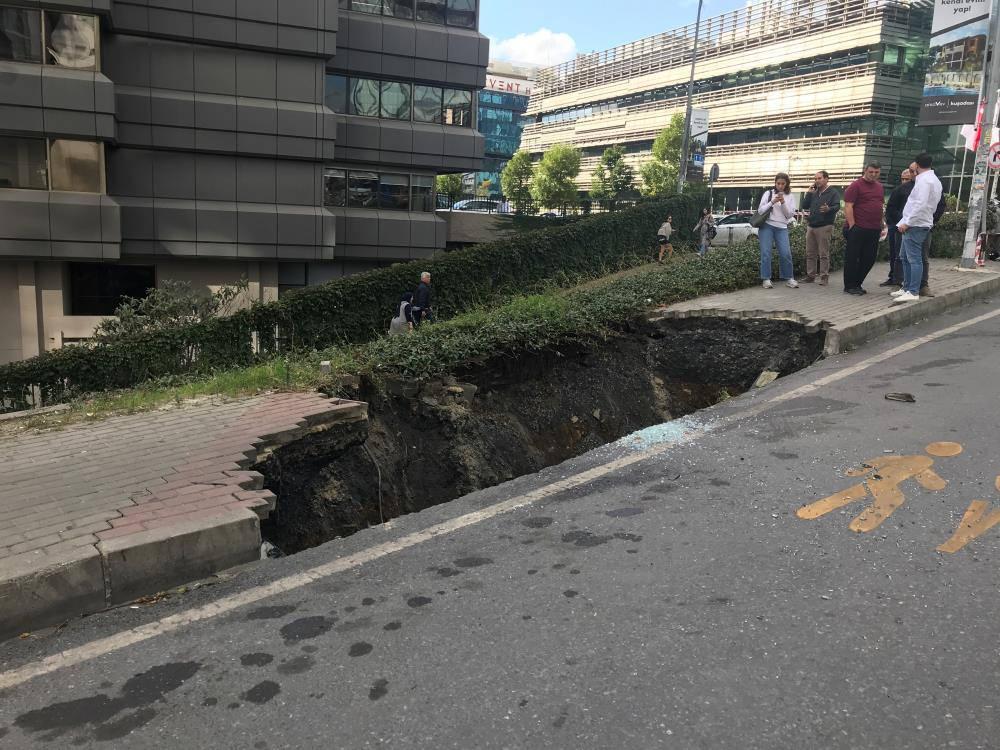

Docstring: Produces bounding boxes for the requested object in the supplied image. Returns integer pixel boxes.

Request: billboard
[919,0,992,126]
[687,108,709,182]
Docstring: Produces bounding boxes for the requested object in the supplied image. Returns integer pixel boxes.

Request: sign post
[708,163,720,212]
[961,0,1000,268]
[677,0,704,194]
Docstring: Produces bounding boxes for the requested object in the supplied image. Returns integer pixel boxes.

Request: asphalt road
[2,299,1000,749]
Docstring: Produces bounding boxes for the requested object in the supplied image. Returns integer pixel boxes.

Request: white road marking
[2,304,999,692]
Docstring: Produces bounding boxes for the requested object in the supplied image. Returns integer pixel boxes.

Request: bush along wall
[0,196,702,409]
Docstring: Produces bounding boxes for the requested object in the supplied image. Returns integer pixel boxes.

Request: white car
[711,212,759,246]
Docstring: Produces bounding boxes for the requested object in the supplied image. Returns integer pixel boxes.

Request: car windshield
[719,214,749,225]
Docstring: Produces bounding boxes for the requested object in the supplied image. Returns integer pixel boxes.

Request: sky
[481,0,751,68]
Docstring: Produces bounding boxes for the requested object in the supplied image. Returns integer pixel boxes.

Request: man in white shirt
[893,154,942,304]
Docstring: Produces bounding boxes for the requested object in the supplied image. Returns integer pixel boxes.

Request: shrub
[0,196,702,409]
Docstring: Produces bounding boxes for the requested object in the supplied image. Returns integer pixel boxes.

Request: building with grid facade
[521,0,933,210]
[0,0,486,364]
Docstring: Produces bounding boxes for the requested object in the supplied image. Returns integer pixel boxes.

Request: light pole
[677,0,705,194]
[961,0,1000,267]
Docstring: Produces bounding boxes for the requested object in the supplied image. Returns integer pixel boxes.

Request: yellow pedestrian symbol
[938,475,1000,554]
[796,442,962,533]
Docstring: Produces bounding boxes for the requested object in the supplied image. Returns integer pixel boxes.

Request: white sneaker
[892,291,919,304]
[762,279,773,289]
[785,279,799,288]
[889,289,906,297]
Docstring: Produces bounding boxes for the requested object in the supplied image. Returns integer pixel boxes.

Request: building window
[0,9,98,69]
[413,85,444,123]
[380,173,409,210]
[323,168,347,207]
[69,263,155,317]
[0,136,48,189]
[0,6,42,62]
[325,74,348,114]
[351,0,382,13]
[349,171,379,208]
[380,81,411,120]
[446,0,476,28]
[278,263,308,298]
[0,136,104,193]
[384,0,414,18]
[416,0,446,24]
[348,78,380,118]
[411,175,434,211]
[49,139,102,193]
[443,88,472,126]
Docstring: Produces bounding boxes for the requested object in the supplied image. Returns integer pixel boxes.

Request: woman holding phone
[757,173,798,289]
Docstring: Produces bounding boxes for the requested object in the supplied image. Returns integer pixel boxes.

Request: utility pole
[677,0,704,194]
[961,0,1000,267]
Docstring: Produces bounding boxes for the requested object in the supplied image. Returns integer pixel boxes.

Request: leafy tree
[531,144,581,210]
[640,113,685,197]
[476,178,493,197]
[436,173,464,207]
[501,151,535,211]
[94,278,250,342]
[590,145,635,206]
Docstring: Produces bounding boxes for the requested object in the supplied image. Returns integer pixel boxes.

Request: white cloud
[491,28,577,67]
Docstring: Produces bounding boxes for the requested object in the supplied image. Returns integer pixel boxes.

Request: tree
[94,278,250,343]
[640,113,685,197]
[531,144,581,211]
[436,173,464,207]
[590,145,635,207]
[476,178,493,197]
[500,151,535,212]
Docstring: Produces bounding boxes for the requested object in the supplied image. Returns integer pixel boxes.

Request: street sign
[709,163,720,183]
[989,142,1000,170]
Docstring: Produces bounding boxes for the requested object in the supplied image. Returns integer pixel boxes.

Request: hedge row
[0,196,701,409]
[345,227,845,379]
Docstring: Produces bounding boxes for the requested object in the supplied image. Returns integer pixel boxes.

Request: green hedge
[0,196,701,409]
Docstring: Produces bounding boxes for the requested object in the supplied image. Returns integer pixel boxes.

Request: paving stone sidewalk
[657,259,1000,354]
[0,392,366,639]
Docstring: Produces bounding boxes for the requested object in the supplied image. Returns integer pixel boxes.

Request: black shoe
[878,279,896,287]
[847,288,865,295]
[858,287,868,294]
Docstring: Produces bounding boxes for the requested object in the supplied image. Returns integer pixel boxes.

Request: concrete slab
[657,260,1000,355]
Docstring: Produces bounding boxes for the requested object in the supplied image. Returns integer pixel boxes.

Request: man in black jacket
[412,271,433,328]
[801,170,841,285]
[881,168,913,287]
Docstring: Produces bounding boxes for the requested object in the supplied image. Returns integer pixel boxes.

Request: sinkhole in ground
[258,316,825,555]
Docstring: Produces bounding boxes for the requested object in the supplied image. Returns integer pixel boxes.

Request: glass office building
[466,62,536,196]
[523,0,953,209]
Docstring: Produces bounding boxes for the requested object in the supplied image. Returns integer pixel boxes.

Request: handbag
[749,190,773,229]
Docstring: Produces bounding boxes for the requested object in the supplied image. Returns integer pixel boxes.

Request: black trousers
[844,226,880,290]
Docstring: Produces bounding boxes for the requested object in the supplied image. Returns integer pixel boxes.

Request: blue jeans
[758,223,793,280]
[698,240,709,257]
[901,225,931,294]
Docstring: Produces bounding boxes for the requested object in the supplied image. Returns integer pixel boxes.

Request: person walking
[801,170,840,285]
[892,153,942,305]
[411,271,434,328]
[881,168,913,288]
[842,162,885,295]
[388,291,414,336]
[692,208,715,258]
[657,215,674,262]
[757,173,798,289]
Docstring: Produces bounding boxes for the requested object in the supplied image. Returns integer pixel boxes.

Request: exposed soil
[258,317,825,554]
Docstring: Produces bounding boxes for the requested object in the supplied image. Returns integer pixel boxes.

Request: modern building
[0,0,486,364]
[521,0,935,209]
[463,60,535,196]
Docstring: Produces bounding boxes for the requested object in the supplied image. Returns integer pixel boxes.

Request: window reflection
[443,89,472,126]
[49,139,101,192]
[384,0,415,18]
[0,137,48,190]
[349,171,379,208]
[46,13,97,70]
[380,81,412,120]
[325,74,348,114]
[379,174,410,210]
[352,0,382,13]
[0,7,42,63]
[325,171,437,212]
[416,0,446,24]
[447,0,476,28]
[323,168,347,207]
[413,85,444,123]
[349,78,380,118]
[411,176,434,212]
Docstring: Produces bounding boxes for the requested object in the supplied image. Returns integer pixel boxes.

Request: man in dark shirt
[842,162,886,295]
[412,271,433,328]
[881,168,913,287]
[801,170,841,285]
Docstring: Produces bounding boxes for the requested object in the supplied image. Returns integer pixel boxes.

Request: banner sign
[687,108,709,182]
[919,0,992,126]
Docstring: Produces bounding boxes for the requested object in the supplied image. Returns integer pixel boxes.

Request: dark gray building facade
[0,0,486,363]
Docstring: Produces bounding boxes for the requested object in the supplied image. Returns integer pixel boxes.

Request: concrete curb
[0,395,368,641]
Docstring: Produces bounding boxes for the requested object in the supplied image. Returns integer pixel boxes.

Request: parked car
[711,212,759,246]
[451,199,502,212]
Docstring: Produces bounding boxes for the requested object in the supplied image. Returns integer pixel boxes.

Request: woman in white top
[757,172,798,289]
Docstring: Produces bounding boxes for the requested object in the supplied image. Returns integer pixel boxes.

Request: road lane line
[3,303,1000,691]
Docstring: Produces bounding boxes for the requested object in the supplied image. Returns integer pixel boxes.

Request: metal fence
[437,193,651,216]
